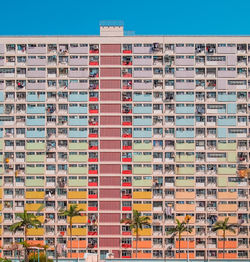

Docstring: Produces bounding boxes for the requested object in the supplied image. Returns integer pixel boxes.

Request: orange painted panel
[176,215,195,224]
[175,192,195,199]
[67,240,87,248]
[132,252,152,259]
[176,240,195,249]
[27,240,44,246]
[67,253,85,258]
[177,252,195,259]
[218,241,237,249]
[132,240,151,248]
[218,253,237,259]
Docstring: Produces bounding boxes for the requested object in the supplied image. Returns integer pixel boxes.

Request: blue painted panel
[26,130,45,138]
[133,118,152,126]
[218,118,236,126]
[27,94,46,102]
[176,130,194,138]
[218,94,237,102]
[0,105,4,114]
[176,118,194,126]
[69,130,88,138]
[133,130,152,138]
[175,94,194,102]
[69,106,88,114]
[217,128,227,138]
[133,94,152,102]
[69,94,88,102]
[133,106,152,114]
[69,118,88,126]
[227,103,237,114]
[0,92,4,102]
[26,119,45,126]
[176,106,194,114]
[27,106,45,114]
[0,129,3,137]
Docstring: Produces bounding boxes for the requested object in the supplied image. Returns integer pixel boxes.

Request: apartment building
[0,24,249,260]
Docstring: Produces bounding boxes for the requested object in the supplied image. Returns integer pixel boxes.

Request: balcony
[69,142,88,150]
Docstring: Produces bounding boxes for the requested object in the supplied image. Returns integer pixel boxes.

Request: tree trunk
[223,231,225,259]
[24,226,28,262]
[70,218,73,258]
[135,230,139,258]
[178,232,181,259]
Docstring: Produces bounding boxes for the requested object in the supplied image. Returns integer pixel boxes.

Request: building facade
[0,25,249,259]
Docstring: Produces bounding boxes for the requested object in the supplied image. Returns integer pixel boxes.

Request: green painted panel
[132,179,152,187]
[68,179,87,187]
[0,178,2,186]
[133,143,152,150]
[26,179,44,187]
[217,143,236,151]
[218,176,227,187]
[0,167,3,174]
[26,143,45,150]
[69,143,88,150]
[0,155,3,162]
[177,167,195,175]
[175,143,195,150]
[26,167,44,174]
[218,167,236,175]
[133,167,152,175]
[26,155,45,162]
[0,140,3,150]
[175,179,195,187]
[175,155,195,162]
[133,155,152,162]
[69,167,87,174]
[227,152,237,162]
[69,155,88,162]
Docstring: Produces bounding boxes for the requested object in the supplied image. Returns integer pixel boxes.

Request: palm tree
[212,217,238,259]
[10,211,41,262]
[59,204,83,258]
[167,219,192,259]
[120,210,150,258]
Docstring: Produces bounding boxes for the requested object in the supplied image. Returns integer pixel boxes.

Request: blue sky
[1,0,249,35]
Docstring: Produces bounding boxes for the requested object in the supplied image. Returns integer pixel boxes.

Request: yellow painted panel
[133,192,152,199]
[133,204,152,211]
[25,191,45,199]
[68,191,87,199]
[27,228,44,236]
[68,204,87,211]
[67,228,86,236]
[25,203,44,212]
[67,216,87,224]
[133,228,152,236]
